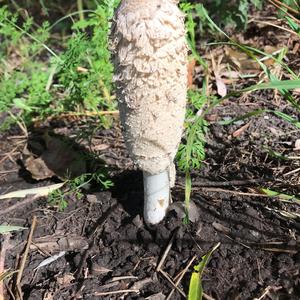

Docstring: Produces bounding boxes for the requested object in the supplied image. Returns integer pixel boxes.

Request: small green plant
[176,89,218,223]
[176,90,209,172]
[180,1,208,68]
[176,91,208,223]
[48,171,113,211]
[177,3,216,221]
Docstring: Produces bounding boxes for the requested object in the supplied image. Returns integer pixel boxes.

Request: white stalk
[143,170,169,225]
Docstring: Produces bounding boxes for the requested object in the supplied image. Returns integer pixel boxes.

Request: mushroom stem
[143,170,170,225]
[111,0,188,225]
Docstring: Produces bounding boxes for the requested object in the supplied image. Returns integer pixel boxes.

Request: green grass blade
[265,147,287,161]
[218,109,266,125]
[195,4,230,39]
[286,16,300,35]
[49,10,95,30]
[242,80,300,92]
[184,171,192,224]
[204,79,300,115]
[0,19,60,59]
[188,267,202,300]
[271,110,300,129]
[261,188,300,205]
[188,243,220,300]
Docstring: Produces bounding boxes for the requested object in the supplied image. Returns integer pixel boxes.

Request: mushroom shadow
[111,169,144,218]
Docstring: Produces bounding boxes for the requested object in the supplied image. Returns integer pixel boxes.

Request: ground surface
[1,4,300,300]
[1,97,300,300]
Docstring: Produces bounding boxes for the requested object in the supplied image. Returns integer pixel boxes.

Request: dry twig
[15,216,37,300]
[158,270,186,298]
[156,228,178,272]
[268,0,300,23]
[181,178,266,187]
[254,286,282,300]
[269,0,299,15]
[93,289,139,296]
[33,110,119,124]
[166,255,197,300]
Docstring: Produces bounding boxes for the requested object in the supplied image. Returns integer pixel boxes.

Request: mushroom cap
[111,0,188,175]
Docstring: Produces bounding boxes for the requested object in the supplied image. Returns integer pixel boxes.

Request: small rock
[132,215,143,228]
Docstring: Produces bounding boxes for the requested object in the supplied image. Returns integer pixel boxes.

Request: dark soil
[1,97,300,300]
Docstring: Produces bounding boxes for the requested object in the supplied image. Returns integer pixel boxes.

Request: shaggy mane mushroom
[111,0,188,224]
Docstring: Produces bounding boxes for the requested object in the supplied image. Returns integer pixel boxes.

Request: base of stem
[143,170,170,225]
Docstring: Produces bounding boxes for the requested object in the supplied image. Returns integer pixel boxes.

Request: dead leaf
[225,47,259,71]
[91,264,112,275]
[86,194,98,203]
[168,201,200,222]
[222,70,240,79]
[93,143,110,151]
[292,43,299,54]
[56,273,75,286]
[263,45,279,54]
[0,183,64,200]
[187,58,196,89]
[24,131,87,180]
[232,122,251,138]
[211,54,227,97]
[25,157,55,180]
[268,127,280,136]
[215,77,227,97]
[77,66,88,73]
[212,222,230,234]
[42,132,87,179]
[43,291,54,300]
